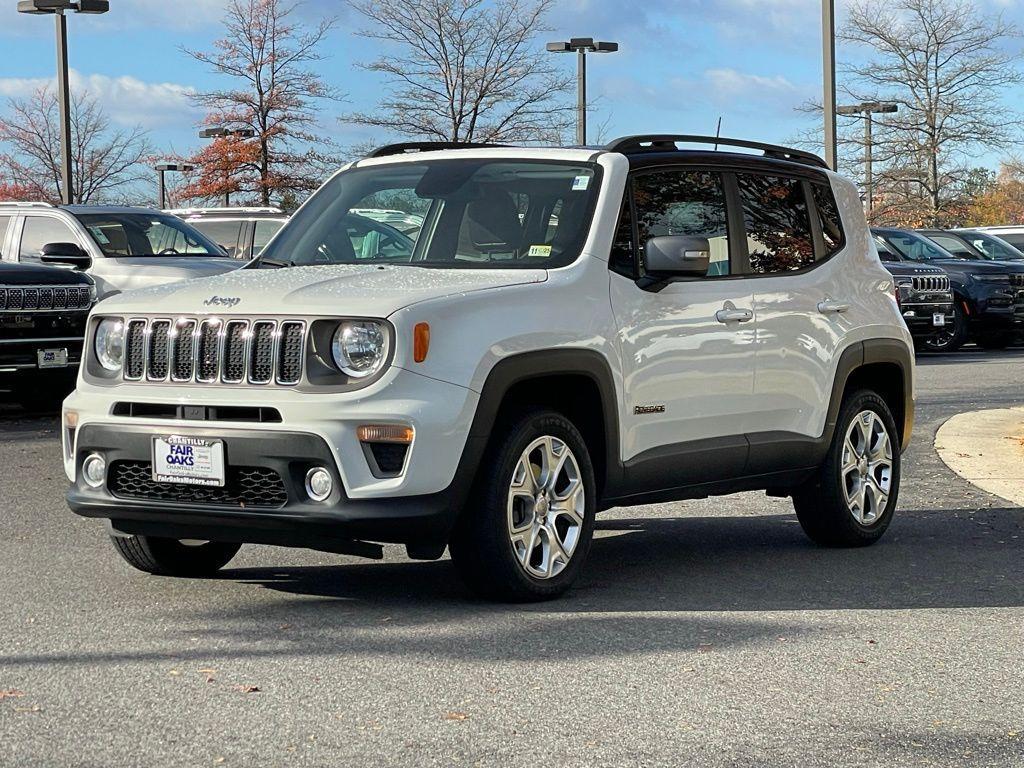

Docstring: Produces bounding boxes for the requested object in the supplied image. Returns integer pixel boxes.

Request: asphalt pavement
[1,349,1023,767]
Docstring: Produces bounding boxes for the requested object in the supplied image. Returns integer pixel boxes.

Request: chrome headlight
[94,317,125,372]
[331,320,388,379]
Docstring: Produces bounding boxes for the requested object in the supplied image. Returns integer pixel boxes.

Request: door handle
[715,307,754,324]
[817,299,851,314]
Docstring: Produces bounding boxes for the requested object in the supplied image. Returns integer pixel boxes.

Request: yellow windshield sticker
[528,244,553,257]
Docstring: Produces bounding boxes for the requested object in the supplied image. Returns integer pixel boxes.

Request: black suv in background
[873,240,955,351]
[921,229,1024,263]
[165,207,288,260]
[874,228,1024,350]
[1,259,95,409]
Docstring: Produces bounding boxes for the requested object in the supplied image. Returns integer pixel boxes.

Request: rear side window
[997,233,1024,250]
[252,219,284,257]
[811,182,845,258]
[737,174,815,274]
[633,169,731,278]
[191,220,244,257]
[0,215,10,257]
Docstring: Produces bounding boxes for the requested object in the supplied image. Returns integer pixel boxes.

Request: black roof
[0,260,94,287]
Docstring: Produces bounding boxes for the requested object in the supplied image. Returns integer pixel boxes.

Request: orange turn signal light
[357,425,415,444]
[414,322,430,363]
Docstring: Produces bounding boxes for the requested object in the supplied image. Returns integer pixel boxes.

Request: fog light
[83,453,106,488]
[305,467,333,502]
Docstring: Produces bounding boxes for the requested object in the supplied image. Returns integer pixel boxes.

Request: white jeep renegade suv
[63,136,914,601]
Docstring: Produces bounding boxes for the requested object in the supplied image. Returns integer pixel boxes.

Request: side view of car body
[0,203,239,299]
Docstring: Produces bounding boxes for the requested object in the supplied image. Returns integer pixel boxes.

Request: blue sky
[0,0,1021,170]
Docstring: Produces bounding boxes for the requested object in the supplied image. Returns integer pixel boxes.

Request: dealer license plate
[152,436,226,487]
[933,313,946,327]
[37,348,68,368]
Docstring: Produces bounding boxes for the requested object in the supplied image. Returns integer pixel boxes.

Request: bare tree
[0,86,152,204]
[183,0,341,205]
[344,0,572,144]
[838,0,1022,225]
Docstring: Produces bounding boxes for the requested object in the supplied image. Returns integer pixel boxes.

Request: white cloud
[0,69,198,129]
[704,69,800,100]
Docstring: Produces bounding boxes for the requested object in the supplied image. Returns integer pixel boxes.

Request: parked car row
[873,227,1024,352]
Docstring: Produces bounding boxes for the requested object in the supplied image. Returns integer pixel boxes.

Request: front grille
[0,284,91,313]
[911,275,950,293]
[1011,274,1024,288]
[125,316,307,385]
[108,460,288,508]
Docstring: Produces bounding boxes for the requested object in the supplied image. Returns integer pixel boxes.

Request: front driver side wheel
[111,535,241,577]
[448,409,597,602]
[793,390,901,547]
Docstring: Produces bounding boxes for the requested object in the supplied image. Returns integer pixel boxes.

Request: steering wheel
[157,248,180,255]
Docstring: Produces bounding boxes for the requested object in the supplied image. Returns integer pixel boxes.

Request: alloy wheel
[506,436,585,579]
[841,410,893,526]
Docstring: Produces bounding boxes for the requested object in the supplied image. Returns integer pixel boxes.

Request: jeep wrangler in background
[63,136,914,601]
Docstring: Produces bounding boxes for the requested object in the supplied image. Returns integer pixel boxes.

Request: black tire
[976,332,1010,350]
[110,535,241,577]
[920,302,967,353]
[448,409,597,602]
[792,390,900,548]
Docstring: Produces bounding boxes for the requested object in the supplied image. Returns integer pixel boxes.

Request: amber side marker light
[357,425,415,444]
[414,322,430,363]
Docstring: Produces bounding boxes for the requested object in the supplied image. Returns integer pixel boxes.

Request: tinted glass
[873,235,899,261]
[878,231,954,262]
[252,219,285,256]
[257,160,600,269]
[0,215,10,258]
[737,174,815,274]
[608,200,635,277]
[996,233,1024,250]
[187,220,244,257]
[962,232,1024,261]
[812,182,844,257]
[19,216,77,264]
[633,170,731,278]
[927,234,976,259]
[76,213,224,257]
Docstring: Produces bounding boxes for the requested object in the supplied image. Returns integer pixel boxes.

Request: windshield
[256,159,601,269]
[960,231,1024,261]
[876,231,956,262]
[76,212,226,257]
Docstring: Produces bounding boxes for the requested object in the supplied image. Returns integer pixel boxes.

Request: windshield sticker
[571,175,591,191]
[88,227,110,245]
[528,244,553,257]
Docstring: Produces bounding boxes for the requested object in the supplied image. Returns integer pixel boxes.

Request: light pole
[546,38,619,146]
[199,127,255,207]
[837,101,899,213]
[822,0,837,171]
[154,163,194,210]
[17,1,110,206]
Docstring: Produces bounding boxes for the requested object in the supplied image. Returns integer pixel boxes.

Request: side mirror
[40,242,92,270]
[645,235,711,278]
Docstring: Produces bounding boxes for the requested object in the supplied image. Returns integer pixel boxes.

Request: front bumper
[63,367,483,552]
[899,300,954,338]
[964,285,1024,330]
[67,423,477,551]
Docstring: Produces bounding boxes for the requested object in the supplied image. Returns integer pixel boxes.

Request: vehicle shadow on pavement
[219,504,1024,614]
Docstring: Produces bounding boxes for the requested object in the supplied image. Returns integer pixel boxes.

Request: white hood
[97,263,547,317]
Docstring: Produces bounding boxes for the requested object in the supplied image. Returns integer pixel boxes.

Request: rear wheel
[793,390,900,547]
[448,409,597,602]
[920,303,966,353]
[110,535,241,577]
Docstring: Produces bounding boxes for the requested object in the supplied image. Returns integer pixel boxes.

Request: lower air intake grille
[108,461,288,508]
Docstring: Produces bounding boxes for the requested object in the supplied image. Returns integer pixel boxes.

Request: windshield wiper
[257,257,293,268]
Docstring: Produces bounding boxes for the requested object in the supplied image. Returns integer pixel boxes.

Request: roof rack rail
[366,141,508,158]
[165,206,283,215]
[0,201,55,208]
[605,135,828,169]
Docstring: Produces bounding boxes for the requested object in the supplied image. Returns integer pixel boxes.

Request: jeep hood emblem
[204,296,241,308]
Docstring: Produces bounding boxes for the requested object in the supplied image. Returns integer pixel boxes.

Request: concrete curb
[934,407,1024,507]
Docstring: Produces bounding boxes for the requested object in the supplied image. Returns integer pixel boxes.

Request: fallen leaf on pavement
[445,712,470,722]
[0,689,26,700]
[233,685,261,694]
